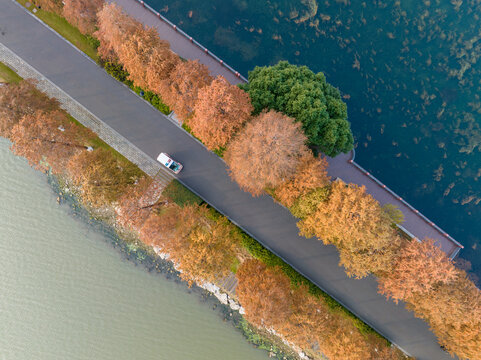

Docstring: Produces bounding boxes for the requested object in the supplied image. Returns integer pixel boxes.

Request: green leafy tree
[240,61,353,157]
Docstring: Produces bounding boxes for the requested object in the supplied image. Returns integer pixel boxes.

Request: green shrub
[132,86,143,95]
[143,90,171,115]
[162,180,203,207]
[86,35,100,51]
[182,122,206,143]
[237,318,273,351]
[104,62,130,83]
[205,207,223,221]
[213,146,226,157]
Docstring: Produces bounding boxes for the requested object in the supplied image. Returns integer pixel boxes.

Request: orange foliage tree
[32,0,63,14]
[140,204,239,285]
[180,216,239,284]
[117,25,169,89]
[96,3,180,96]
[67,148,142,207]
[190,76,253,150]
[290,186,331,219]
[0,80,59,137]
[287,289,397,360]
[274,154,331,207]
[378,238,458,303]
[62,0,104,35]
[159,59,213,121]
[297,180,400,278]
[225,110,309,196]
[236,260,402,360]
[10,110,94,173]
[407,272,481,360]
[140,203,180,247]
[116,176,165,230]
[282,288,331,355]
[146,46,180,93]
[95,3,138,61]
[236,259,293,328]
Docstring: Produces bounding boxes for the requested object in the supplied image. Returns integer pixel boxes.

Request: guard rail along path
[113,0,463,259]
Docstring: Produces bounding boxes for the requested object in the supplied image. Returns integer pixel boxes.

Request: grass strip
[66,114,143,176]
[162,179,204,207]
[0,62,22,83]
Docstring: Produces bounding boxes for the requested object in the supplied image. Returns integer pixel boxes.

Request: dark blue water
[152,0,481,282]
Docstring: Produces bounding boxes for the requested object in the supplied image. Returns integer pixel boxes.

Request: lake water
[152,0,481,281]
[0,137,268,360]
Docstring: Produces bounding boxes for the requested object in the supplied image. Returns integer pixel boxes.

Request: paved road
[0,1,454,359]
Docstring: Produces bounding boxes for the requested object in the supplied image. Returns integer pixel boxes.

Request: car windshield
[169,162,178,170]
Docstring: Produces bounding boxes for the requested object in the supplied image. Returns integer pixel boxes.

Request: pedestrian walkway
[217,273,238,297]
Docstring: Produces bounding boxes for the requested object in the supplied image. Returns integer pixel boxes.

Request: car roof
[157,152,171,164]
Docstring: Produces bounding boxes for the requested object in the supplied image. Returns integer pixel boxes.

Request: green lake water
[152,0,481,281]
[0,137,269,360]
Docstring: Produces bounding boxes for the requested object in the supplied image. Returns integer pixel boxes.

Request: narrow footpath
[0,1,456,359]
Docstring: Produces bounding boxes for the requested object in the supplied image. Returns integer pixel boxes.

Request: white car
[157,152,183,174]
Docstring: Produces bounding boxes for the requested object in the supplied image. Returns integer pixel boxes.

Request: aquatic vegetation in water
[453,112,481,154]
